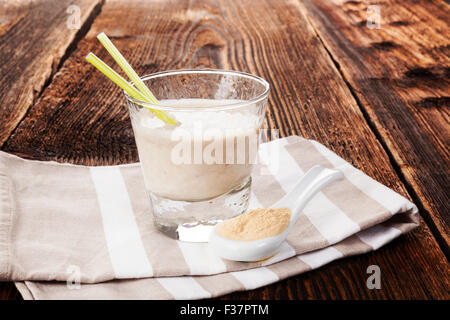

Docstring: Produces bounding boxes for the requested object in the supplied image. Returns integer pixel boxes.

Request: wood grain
[0,282,21,300]
[1,0,448,299]
[223,229,450,299]
[301,0,450,250]
[0,0,103,146]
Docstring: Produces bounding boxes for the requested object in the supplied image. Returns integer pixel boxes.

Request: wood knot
[143,62,159,70]
[404,66,450,79]
[390,21,411,26]
[370,41,401,51]
[414,97,450,109]
[344,0,362,5]
[107,35,134,40]
[356,20,367,27]
[194,43,224,68]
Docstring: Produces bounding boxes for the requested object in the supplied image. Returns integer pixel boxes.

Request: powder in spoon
[216,208,291,241]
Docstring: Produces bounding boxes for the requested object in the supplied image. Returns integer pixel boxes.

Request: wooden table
[0,0,448,300]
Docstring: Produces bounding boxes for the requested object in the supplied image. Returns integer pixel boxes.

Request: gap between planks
[0,0,106,149]
[300,1,449,261]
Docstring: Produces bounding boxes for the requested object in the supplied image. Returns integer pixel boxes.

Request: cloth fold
[0,136,418,299]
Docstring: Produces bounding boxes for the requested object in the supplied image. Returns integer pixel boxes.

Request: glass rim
[124,69,270,111]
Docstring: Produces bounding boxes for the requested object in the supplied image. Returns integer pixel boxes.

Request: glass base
[150,177,251,242]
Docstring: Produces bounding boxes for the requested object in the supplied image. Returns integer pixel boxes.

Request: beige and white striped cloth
[0,136,418,299]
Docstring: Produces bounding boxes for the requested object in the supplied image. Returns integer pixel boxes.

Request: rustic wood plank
[0,0,103,146]
[1,0,448,299]
[300,0,450,250]
[0,282,21,300]
[222,226,450,300]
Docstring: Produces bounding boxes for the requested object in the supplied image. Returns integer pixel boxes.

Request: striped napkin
[0,136,418,299]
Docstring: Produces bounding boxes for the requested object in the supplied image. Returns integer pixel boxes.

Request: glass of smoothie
[125,70,269,241]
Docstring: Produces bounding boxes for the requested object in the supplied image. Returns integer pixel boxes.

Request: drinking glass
[125,70,269,241]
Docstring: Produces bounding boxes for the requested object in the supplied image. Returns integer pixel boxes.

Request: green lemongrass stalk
[85,53,177,125]
[97,32,158,104]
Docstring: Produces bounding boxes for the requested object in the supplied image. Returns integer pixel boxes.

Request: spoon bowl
[209,165,344,262]
[209,227,289,262]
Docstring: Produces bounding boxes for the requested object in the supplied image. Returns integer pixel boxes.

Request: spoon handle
[272,165,344,223]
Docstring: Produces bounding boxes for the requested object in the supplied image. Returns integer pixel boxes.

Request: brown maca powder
[216,208,291,241]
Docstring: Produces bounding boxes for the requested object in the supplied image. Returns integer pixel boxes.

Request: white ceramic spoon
[209,165,344,262]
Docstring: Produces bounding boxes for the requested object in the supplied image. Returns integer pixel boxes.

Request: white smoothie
[131,99,262,201]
